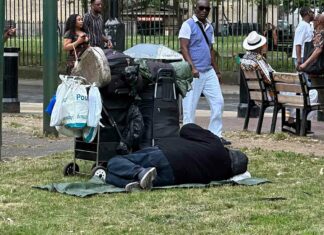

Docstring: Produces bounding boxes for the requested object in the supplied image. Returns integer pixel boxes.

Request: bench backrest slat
[242,69,271,102]
[246,80,260,90]
[272,72,300,84]
[275,83,302,93]
[277,94,304,105]
[243,70,258,80]
[250,91,263,101]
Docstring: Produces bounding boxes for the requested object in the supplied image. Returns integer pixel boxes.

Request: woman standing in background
[63,14,89,75]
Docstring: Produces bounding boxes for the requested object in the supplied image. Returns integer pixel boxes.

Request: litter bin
[105,18,125,52]
[3,47,20,113]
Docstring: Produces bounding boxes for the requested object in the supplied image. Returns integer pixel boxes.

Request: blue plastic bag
[45,95,56,115]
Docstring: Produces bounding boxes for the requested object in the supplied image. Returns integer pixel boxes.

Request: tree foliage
[282,0,324,13]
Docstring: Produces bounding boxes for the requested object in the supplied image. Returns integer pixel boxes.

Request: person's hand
[5,27,16,38]
[7,27,16,36]
[107,39,113,49]
[297,64,305,71]
[76,34,87,44]
[192,68,199,78]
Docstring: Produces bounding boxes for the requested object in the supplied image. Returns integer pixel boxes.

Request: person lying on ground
[106,123,248,192]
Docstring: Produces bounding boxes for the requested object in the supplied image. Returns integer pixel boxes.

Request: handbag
[72,43,79,68]
[302,41,324,75]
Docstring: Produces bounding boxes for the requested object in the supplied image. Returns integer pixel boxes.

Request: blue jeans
[106,147,175,188]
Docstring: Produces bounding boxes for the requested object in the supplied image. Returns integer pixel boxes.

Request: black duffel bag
[100,49,143,97]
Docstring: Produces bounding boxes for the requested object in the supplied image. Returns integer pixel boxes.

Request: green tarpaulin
[34,177,269,198]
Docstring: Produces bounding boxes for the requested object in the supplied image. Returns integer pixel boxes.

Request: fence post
[43,0,58,136]
[0,0,4,160]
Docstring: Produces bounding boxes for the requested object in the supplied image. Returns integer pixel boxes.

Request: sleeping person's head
[227,149,249,176]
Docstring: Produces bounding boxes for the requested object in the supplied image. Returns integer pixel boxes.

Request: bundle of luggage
[54,46,192,164]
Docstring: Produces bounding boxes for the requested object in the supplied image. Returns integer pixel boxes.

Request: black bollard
[104,0,125,51]
[3,47,20,113]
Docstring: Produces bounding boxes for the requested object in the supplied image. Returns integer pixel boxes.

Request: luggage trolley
[63,68,139,180]
[139,68,180,148]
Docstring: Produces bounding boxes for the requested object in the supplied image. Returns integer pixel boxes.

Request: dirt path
[1,113,324,160]
[225,131,324,157]
[1,114,73,160]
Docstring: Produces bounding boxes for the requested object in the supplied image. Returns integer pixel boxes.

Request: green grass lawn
[0,148,323,234]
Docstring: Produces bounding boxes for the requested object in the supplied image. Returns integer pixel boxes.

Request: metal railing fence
[4,0,320,72]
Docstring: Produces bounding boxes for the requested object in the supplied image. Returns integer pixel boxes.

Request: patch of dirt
[1,113,324,159]
[225,131,324,157]
[1,114,73,160]
[3,114,43,136]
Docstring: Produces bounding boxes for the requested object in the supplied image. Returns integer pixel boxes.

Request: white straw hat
[243,31,267,50]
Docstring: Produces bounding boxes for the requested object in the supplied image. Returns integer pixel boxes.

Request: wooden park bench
[241,69,275,134]
[270,72,324,136]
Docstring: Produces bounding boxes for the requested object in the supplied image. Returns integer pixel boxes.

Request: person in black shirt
[106,123,248,192]
[63,14,89,75]
[83,0,112,49]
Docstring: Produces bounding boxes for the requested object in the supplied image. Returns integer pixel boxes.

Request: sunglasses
[198,6,211,12]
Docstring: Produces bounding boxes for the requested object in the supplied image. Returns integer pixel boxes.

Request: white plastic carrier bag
[60,76,89,129]
[87,85,102,127]
[50,75,71,127]
[83,126,98,143]
[55,125,82,138]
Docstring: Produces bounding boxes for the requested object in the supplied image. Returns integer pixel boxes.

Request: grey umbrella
[123,43,183,61]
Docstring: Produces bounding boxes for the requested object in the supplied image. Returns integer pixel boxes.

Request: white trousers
[182,68,224,137]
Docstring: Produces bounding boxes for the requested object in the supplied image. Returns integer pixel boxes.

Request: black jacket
[157,124,232,184]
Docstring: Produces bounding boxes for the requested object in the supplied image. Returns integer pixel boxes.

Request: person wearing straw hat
[241,31,275,86]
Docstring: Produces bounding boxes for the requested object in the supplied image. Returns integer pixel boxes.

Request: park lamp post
[43,0,58,136]
[0,0,4,160]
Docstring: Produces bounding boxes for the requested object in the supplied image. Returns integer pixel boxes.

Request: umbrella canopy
[123,43,183,61]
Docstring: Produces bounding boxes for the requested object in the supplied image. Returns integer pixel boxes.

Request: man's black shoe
[220,137,231,145]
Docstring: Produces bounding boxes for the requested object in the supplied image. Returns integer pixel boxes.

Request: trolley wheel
[63,162,79,176]
[91,166,107,181]
[91,162,107,170]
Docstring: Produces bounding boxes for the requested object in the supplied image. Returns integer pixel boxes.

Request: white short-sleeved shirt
[178,15,215,44]
[292,20,314,59]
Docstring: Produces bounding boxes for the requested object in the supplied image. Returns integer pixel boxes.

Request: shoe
[138,167,157,190]
[220,137,231,145]
[125,182,141,193]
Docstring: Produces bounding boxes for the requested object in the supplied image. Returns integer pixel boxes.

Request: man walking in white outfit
[292,7,314,69]
[290,7,317,124]
[179,0,231,145]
